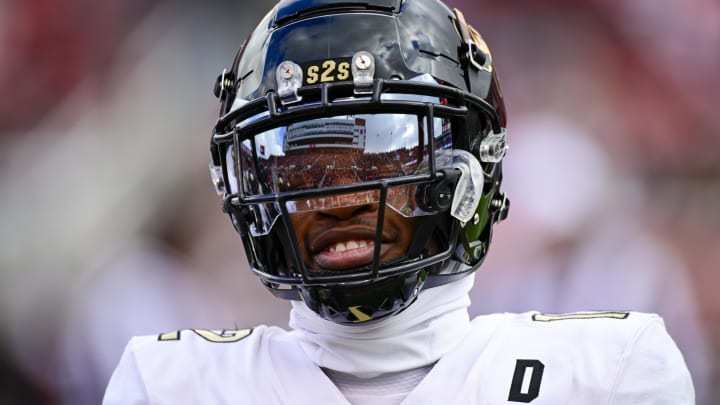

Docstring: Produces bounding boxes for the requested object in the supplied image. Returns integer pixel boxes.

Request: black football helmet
[209,0,509,324]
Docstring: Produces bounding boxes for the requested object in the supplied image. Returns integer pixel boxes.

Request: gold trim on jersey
[158,328,253,343]
[532,311,630,322]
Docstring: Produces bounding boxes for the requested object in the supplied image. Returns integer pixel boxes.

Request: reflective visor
[242,111,451,179]
[229,76,456,236]
[239,112,450,198]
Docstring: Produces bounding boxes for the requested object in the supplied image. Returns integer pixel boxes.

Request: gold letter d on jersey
[508,359,544,402]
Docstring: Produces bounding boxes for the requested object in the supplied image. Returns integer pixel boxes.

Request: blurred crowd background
[1,0,718,403]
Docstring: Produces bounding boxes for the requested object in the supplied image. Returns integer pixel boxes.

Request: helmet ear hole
[415,169,459,212]
[433,182,453,211]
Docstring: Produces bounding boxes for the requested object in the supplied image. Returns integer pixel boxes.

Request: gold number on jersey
[532,311,629,322]
[158,328,252,343]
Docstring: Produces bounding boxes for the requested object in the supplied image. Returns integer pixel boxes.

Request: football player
[104,0,694,403]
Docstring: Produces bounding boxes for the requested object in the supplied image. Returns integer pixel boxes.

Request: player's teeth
[328,240,373,253]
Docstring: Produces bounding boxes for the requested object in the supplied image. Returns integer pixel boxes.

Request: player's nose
[317,192,379,220]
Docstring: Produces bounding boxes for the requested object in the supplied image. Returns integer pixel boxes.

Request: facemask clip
[276,61,304,105]
[352,51,375,95]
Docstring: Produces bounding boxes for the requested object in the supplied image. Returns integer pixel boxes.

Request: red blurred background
[1,0,718,403]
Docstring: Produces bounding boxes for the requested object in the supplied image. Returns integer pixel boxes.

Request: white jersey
[103,311,694,404]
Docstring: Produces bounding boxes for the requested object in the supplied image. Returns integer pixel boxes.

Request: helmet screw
[279,61,296,79]
[355,53,372,70]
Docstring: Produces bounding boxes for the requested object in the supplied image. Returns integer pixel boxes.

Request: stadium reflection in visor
[238,112,452,211]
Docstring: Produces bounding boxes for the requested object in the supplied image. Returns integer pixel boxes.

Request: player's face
[289,202,418,271]
[287,150,418,271]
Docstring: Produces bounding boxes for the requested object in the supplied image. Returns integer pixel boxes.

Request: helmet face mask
[210,0,509,324]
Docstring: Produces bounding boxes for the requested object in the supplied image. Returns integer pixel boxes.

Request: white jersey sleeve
[102,326,351,405]
[610,315,695,403]
[102,327,279,405]
[103,339,152,404]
